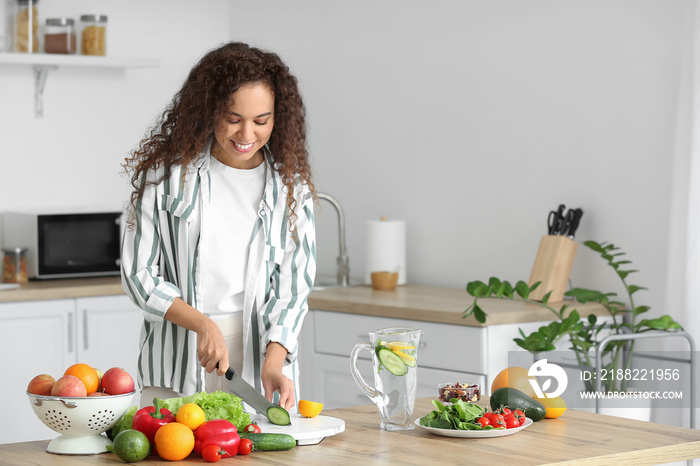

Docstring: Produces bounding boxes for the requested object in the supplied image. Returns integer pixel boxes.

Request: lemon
[175,403,206,431]
[539,395,567,419]
[385,341,416,350]
[112,429,150,463]
[298,400,324,418]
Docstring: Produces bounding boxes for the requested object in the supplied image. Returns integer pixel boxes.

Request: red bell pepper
[194,419,240,458]
[132,406,176,445]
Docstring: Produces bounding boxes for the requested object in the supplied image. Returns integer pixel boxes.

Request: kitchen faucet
[316,192,350,286]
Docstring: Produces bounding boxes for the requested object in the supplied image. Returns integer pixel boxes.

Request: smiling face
[212,82,275,169]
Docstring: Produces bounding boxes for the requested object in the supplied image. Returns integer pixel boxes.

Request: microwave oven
[2,211,122,279]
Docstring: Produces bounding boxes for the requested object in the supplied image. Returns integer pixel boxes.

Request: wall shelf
[0,53,160,118]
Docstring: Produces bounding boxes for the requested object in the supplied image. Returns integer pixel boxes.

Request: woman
[121,42,316,411]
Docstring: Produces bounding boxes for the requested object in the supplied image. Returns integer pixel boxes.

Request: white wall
[228,0,692,327]
[0,0,230,217]
[0,1,692,326]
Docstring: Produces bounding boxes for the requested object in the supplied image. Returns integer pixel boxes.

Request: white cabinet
[0,295,142,444]
[300,310,489,410]
[0,299,76,444]
[76,296,143,388]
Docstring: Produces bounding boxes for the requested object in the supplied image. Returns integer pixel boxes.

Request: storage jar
[79,14,107,56]
[2,247,28,283]
[13,0,40,53]
[44,18,75,54]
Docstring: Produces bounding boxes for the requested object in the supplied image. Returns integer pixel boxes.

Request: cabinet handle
[67,312,73,353]
[83,309,88,351]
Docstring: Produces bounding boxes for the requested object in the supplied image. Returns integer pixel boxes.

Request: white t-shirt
[202,156,266,319]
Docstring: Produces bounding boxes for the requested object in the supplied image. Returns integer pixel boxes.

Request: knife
[219,365,291,426]
[565,208,583,238]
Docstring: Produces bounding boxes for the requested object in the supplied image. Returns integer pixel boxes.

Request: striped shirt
[121,141,316,401]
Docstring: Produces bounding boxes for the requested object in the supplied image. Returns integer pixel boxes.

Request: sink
[312,276,364,291]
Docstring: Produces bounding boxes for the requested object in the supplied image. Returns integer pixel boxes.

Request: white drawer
[312,310,487,374]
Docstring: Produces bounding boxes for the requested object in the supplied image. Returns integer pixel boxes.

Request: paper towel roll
[365,219,406,285]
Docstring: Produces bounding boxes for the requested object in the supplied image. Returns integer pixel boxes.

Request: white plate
[252,413,345,445]
[415,417,533,438]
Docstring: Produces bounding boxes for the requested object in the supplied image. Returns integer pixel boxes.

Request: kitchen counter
[0,277,124,303]
[0,277,609,327]
[3,397,699,465]
[308,283,609,326]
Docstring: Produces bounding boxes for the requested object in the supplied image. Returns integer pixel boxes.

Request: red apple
[100,367,134,395]
[88,391,108,397]
[27,374,55,396]
[51,375,88,397]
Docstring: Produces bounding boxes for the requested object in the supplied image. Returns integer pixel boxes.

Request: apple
[88,391,108,397]
[100,367,134,395]
[51,375,88,397]
[27,374,55,396]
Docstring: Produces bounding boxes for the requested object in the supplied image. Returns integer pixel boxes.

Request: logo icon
[528,359,568,398]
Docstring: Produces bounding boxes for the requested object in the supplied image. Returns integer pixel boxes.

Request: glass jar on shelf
[2,247,28,283]
[13,0,40,53]
[44,18,76,54]
[79,14,107,56]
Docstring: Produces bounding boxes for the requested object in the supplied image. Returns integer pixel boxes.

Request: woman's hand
[164,298,228,376]
[195,317,229,376]
[261,342,295,410]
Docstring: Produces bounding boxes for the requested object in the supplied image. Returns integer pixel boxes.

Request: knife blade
[220,365,291,425]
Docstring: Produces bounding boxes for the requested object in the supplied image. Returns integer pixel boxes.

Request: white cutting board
[251,413,345,445]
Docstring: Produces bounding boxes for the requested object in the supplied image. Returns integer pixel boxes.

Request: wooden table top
[2,397,699,465]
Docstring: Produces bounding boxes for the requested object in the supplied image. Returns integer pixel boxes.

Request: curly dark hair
[123,42,315,232]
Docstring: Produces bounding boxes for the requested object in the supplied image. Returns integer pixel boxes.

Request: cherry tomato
[504,414,520,429]
[238,438,253,455]
[476,417,490,428]
[491,413,506,429]
[244,423,262,434]
[513,409,526,426]
[500,407,512,415]
[202,444,224,462]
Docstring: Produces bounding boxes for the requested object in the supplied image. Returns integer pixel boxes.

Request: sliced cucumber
[377,347,408,376]
[393,348,417,367]
[267,405,291,426]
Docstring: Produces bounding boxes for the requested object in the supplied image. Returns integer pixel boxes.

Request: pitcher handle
[350,342,380,401]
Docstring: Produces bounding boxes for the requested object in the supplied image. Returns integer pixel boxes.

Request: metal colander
[27,391,135,455]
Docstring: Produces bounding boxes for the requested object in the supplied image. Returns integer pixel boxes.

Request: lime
[112,429,151,463]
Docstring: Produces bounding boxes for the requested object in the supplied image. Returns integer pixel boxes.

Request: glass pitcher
[350,327,423,431]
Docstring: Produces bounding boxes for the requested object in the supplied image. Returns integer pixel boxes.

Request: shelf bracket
[33,65,57,118]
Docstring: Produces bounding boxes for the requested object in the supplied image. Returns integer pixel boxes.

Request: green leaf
[527,281,541,293]
[584,240,605,253]
[638,315,683,331]
[495,282,507,298]
[542,290,552,304]
[633,305,650,316]
[627,285,647,295]
[472,304,487,324]
[617,270,639,280]
[515,281,530,299]
[466,281,488,297]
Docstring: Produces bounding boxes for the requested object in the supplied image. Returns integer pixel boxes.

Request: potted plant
[463,240,683,395]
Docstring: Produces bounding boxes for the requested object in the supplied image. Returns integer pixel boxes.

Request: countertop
[0,277,609,327]
[2,397,699,465]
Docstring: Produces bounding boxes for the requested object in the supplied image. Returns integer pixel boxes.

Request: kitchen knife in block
[528,235,578,302]
[220,365,291,426]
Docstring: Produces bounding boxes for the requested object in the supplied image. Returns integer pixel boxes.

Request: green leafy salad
[156,390,251,428]
[419,399,497,430]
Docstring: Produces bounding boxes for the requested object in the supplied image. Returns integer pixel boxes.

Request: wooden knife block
[528,235,578,302]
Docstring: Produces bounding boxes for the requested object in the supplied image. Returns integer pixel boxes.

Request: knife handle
[215,363,236,381]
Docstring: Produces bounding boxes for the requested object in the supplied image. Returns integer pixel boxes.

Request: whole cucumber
[239,432,296,451]
[490,387,547,421]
